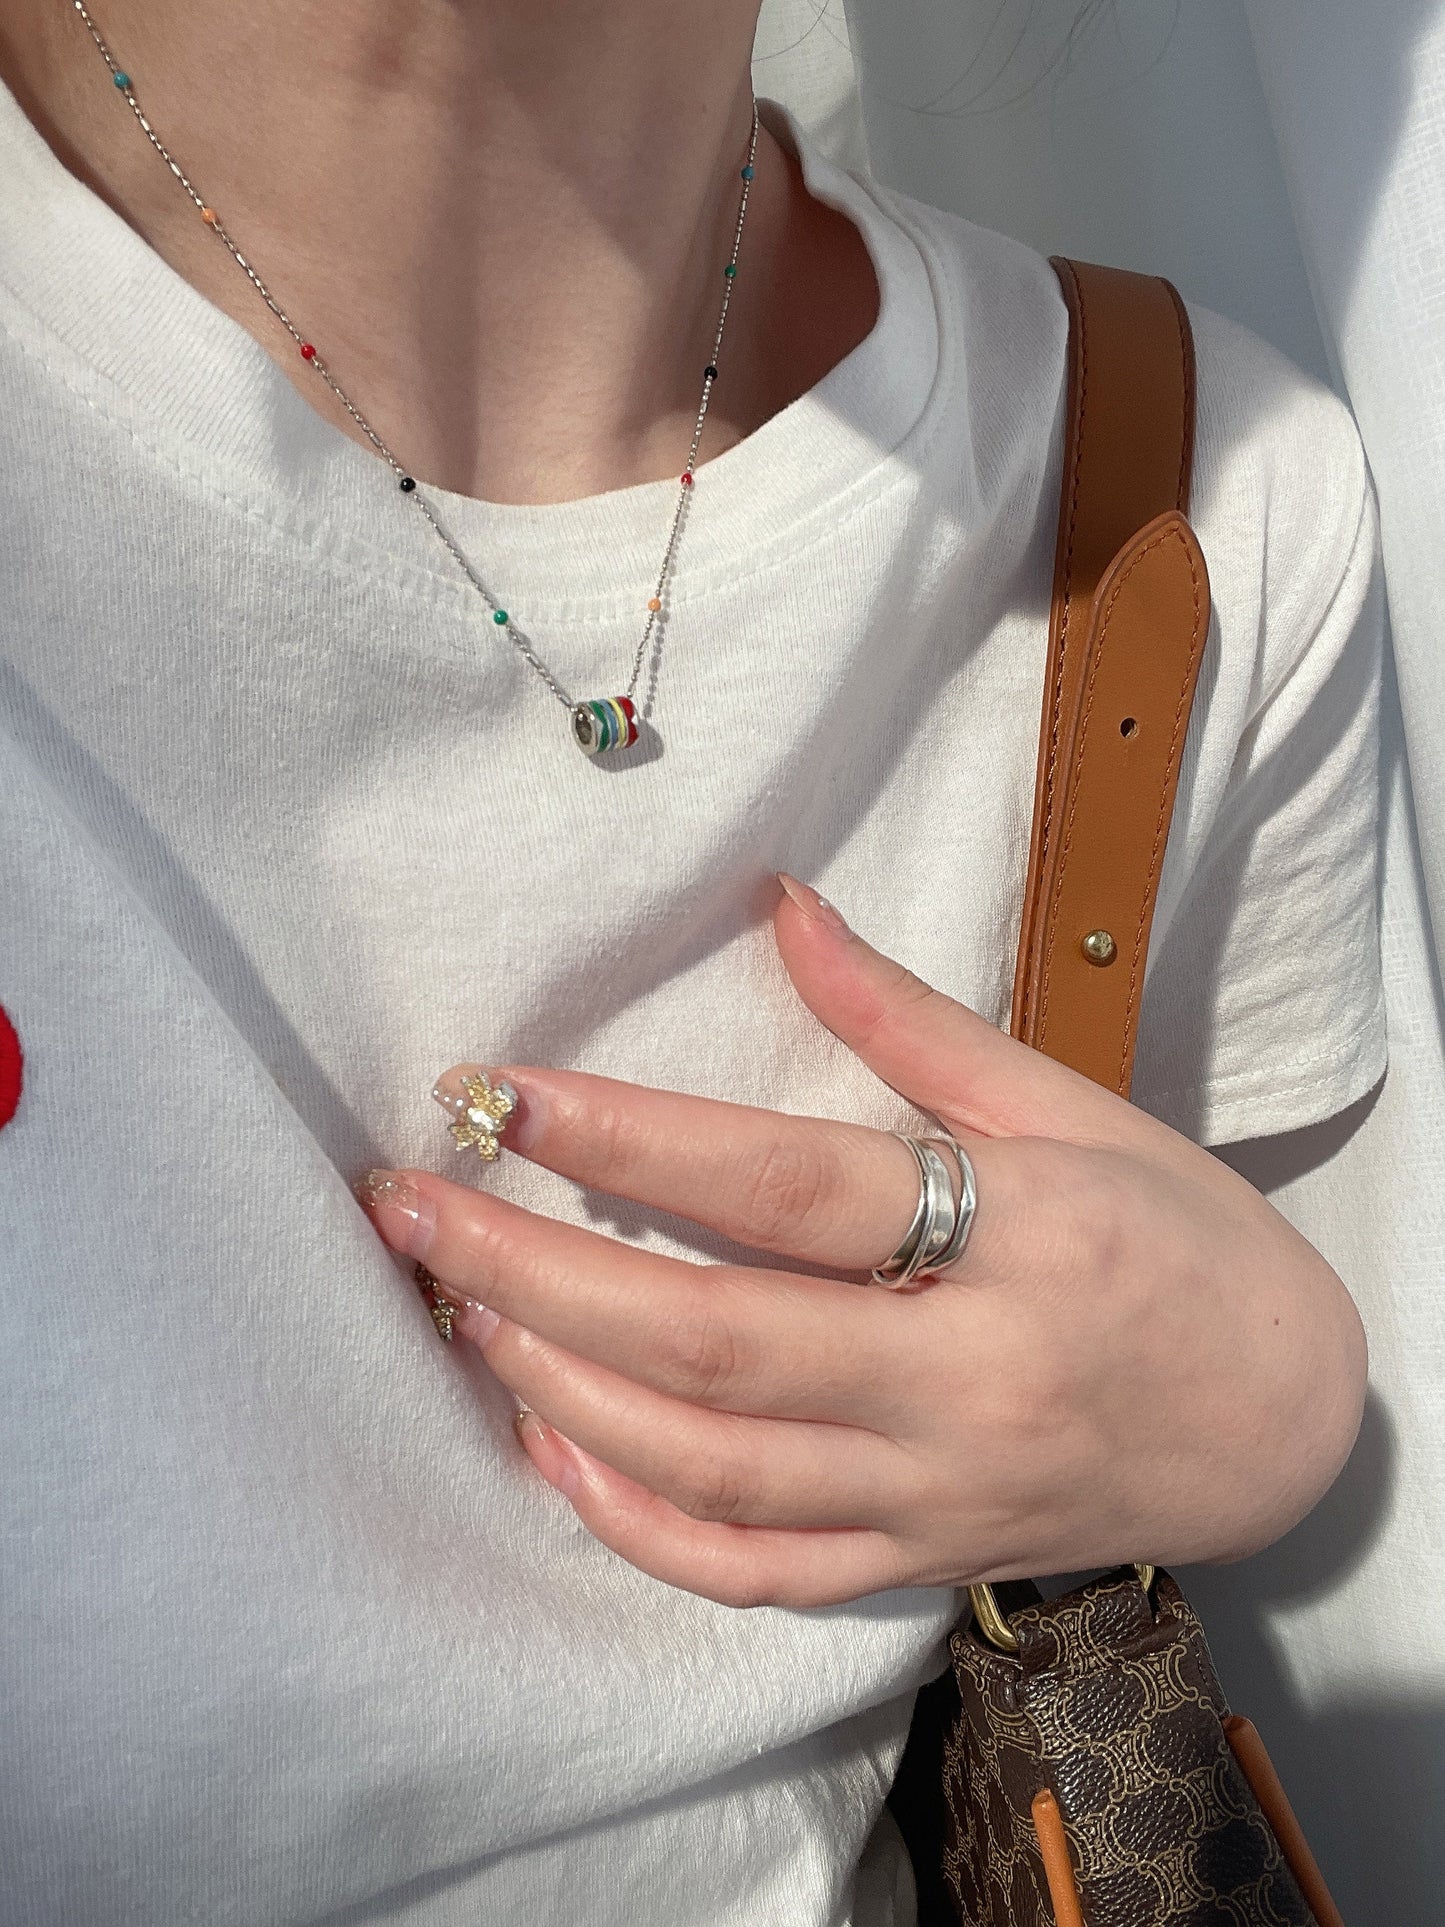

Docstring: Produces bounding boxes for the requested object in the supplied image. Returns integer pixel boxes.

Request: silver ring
[869,1131,978,1289]
[924,1135,978,1276]
[895,1139,956,1284]
[874,1136,933,1286]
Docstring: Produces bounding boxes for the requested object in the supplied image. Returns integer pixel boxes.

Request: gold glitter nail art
[414,1263,455,1342]
[443,1071,519,1161]
[355,1170,416,1211]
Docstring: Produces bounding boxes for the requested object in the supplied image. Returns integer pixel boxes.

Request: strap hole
[1120,716,1138,738]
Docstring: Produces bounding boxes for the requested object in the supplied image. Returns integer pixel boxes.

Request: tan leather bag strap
[1011,257,1211,1097]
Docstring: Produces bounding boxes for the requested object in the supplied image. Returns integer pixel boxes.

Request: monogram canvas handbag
[891,258,1347,1927]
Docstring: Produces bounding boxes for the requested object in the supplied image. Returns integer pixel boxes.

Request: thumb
[772,874,1134,1144]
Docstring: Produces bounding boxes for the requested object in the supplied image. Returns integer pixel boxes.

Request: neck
[1,0,877,501]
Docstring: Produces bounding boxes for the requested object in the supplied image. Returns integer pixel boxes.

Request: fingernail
[514,1410,580,1499]
[354,1169,436,1260]
[431,1067,534,1156]
[777,873,851,937]
[456,1299,501,1346]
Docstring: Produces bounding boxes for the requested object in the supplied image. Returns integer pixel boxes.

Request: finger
[361,1171,908,1422]
[514,1413,911,1609]
[432,1061,929,1272]
[773,874,1155,1148]
[460,1305,913,1529]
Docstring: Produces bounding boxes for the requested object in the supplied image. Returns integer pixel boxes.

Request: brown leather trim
[1225,1716,1345,1927]
[1029,1789,1085,1927]
[1013,258,1197,1076]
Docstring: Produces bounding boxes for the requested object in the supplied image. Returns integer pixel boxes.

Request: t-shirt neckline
[0,83,942,609]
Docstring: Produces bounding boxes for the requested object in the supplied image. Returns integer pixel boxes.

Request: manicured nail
[431,1066,535,1157]
[777,873,851,936]
[354,1169,436,1260]
[454,1299,501,1346]
[514,1410,580,1498]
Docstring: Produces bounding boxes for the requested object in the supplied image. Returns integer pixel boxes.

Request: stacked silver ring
[870,1133,978,1289]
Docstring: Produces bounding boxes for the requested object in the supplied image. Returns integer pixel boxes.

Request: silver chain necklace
[69,0,760,758]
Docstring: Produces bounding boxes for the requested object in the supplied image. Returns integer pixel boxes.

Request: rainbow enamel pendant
[572,696,640,756]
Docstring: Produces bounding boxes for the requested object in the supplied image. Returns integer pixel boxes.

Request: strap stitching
[1021,258,1088,1038]
[1035,521,1204,1087]
[1166,278,1194,515]
[1119,531,1204,1092]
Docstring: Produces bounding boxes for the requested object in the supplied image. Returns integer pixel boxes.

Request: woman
[0,1,1384,1922]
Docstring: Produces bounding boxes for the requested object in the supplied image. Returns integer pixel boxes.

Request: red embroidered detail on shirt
[0,1006,22,1129]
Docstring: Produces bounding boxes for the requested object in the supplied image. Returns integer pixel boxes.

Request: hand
[356,877,1367,1609]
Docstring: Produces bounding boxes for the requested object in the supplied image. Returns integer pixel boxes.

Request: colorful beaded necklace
[69,0,760,758]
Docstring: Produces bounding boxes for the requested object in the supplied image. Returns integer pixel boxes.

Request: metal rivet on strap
[1081,929,1118,967]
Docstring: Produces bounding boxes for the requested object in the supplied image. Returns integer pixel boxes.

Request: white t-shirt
[0,77,1385,1927]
